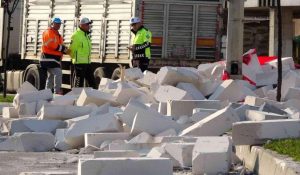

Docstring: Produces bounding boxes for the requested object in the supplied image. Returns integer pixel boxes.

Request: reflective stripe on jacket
[131,26,152,59]
[41,27,64,68]
[69,28,92,64]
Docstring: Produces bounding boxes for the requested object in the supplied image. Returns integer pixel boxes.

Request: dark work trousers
[72,64,95,88]
[132,57,149,72]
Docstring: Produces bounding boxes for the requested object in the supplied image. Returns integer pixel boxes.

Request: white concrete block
[51,95,77,105]
[242,49,264,84]
[76,89,117,106]
[2,107,18,119]
[197,62,221,78]
[232,119,300,145]
[94,150,140,158]
[167,100,223,119]
[267,57,295,70]
[155,129,177,137]
[192,137,232,175]
[36,100,49,113]
[9,119,66,135]
[55,129,72,151]
[120,99,157,127]
[0,132,55,152]
[78,158,173,175]
[158,102,167,115]
[18,102,37,116]
[244,96,284,109]
[176,115,190,125]
[198,80,221,96]
[154,85,193,103]
[37,104,95,120]
[180,105,240,136]
[17,81,38,94]
[234,104,260,121]
[85,132,130,148]
[13,89,53,108]
[209,80,245,103]
[65,113,122,148]
[210,64,225,80]
[153,136,198,144]
[156,67,202,87]
[108,142,160,153]
[285,87,300,101]
[190,109,217,123]
[259,102,288,115]
[131,112,183,136]
[176,83,205,100]
[147,146,181,167]
[98,78,114,90]
[279,71,300,100]
[125,67,144,80]
[128,132,153,143]
[113,82,143,105]
[246,110,288,121]
[255,69,280,86]
[164,143,194,167]
[254,85,273,98]
[137,71,157,86]
[0,103,12,115]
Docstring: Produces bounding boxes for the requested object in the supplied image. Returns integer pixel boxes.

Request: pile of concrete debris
[1,52,300,175]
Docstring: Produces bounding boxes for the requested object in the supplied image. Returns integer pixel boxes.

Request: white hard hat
[80,17,92,25]
[129,17,141,25]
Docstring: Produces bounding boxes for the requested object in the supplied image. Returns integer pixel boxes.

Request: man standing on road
[127,17,152,72]
[41,17,67,94]
[69,17,95,88]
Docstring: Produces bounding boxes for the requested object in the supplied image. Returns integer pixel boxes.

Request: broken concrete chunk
[158,102,167,115]
[85,132,130,148]
[180,105,240,136]
[17,81,38,94]
[246,110,288,121]
[155,129,177,137]
[51,95,77,106]
[167,100,223,119]
[259,102,288,115]
[244,96,284,109]
[232,119,300,145]
[131,112,183,136]
[13,89,53,108]
[78,158,173,175]
[254,85,273,98]
[137,71,157,87]
[37,104,95,120]
[192,137,232,175]
[94,150,140,158]
[176,83,205,100]
[76,89,117,106]
[190,108,217,123]
[0,132,55,152]
[284,87,300,101]
[234,104,260,121]
[9,119,67,135]
[124,67,144,81]
[2,107,18,119]
[198,80,221,97]
[55,129,72,151]
[0,103,13,115]
[279,71,300,100]
[128,132,153,144]
[113,82,143,105]
[18,102,37,116]
[267,57,295,70]
[64,113,122,148]
[209,80,245,103]
[164,143,194,167]
[154,85,193,103]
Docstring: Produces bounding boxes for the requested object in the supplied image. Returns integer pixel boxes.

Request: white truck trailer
[1,0,222,91]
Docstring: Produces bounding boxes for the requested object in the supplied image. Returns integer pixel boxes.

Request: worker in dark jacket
[41,17,67,94]
[127,17,152,72]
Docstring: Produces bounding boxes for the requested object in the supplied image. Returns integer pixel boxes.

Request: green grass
[0,95,14,103]
[264,139,300,162]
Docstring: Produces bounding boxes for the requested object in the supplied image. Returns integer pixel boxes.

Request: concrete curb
[235,145,300,175]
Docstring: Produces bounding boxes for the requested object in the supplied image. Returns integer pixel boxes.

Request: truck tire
[111,68,121,80]
[94,67,105,88]
[23,64,47,90]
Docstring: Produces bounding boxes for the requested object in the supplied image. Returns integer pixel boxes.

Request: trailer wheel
[23,64,46,90]
[94,67,105,88]
[111,68,121,80]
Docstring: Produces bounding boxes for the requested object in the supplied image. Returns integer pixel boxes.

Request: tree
[2,0,20,98]
[276,0,282,102]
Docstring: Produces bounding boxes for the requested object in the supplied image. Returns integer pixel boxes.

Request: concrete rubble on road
[2,53,300,174]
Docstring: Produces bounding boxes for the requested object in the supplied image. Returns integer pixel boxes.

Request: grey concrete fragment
[0,132,55,152]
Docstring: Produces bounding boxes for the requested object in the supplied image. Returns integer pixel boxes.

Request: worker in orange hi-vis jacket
[40,17,68,95]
